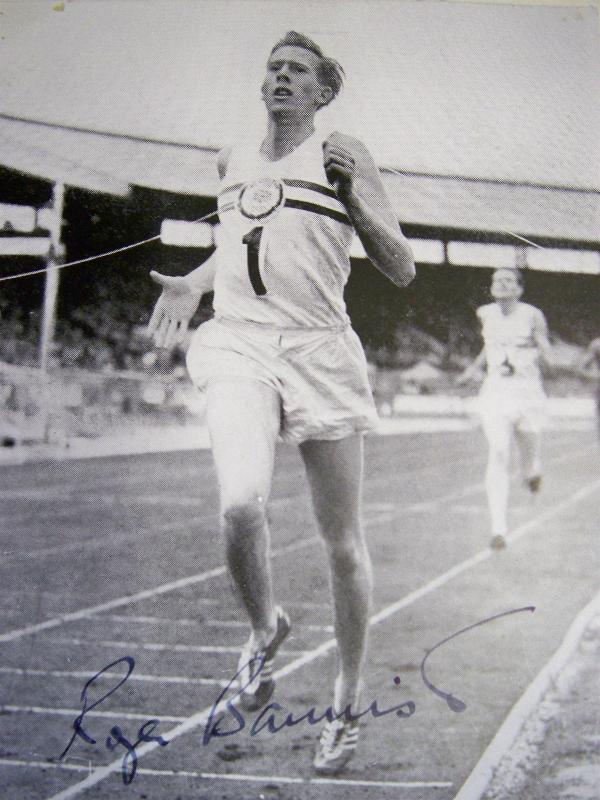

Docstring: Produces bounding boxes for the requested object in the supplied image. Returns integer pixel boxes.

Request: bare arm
[532,309,553,367]
[165,250,217,295]
[579,339,600,378]
[147,147,231,348]
[456,348,487,385]
[323,132,415,288]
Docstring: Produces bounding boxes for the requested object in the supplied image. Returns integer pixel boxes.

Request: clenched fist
[323,132,358,202]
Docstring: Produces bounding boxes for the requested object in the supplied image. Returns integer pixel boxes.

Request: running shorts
[186,316,378,443]
[477,376,548,435]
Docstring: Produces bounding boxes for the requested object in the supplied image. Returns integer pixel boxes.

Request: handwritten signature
[57,606,534,783]
[57,656,168,784]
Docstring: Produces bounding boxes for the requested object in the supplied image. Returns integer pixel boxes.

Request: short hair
[269,31,345,105]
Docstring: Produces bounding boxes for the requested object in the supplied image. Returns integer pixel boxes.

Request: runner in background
[579,337,600,442]
[457,268,552,550]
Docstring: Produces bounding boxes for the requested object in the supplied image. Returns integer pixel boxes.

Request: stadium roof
[1,112,597,245]
[0,1,598,243]
[0,114,214,197]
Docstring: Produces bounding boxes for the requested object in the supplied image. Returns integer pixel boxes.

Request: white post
[39,183,65,372]
[39,182,65,441]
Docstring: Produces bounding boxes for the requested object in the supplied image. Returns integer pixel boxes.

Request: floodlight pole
[39,182,65,441]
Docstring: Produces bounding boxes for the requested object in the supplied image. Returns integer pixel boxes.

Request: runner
[147,31,415,774]
[579,337,600,441]
[458,268,552,550]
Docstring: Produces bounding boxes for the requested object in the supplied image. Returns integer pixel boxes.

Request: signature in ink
[203,665,416,744]
[203,606,535,743]
[58,656,168,784]
[420,606,535,712]
[56,606,535,778]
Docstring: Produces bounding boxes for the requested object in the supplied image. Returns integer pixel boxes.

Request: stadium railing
[0,360,203,445]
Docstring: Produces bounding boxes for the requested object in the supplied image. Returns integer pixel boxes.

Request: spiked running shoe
[237,606,291,712]
[313,717,360,775]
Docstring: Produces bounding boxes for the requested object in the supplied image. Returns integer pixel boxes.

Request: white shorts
[186,317,378,444]
[477,377,547,435]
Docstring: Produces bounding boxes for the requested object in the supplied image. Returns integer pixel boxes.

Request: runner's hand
[323,133,357,202]
[454,371,473,387]
[147,271,201,349]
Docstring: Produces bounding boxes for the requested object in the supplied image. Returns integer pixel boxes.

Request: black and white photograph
[0,1,599,798]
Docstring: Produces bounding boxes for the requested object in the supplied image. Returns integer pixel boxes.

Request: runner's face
[491,269,522,301]
[262,45,331,118]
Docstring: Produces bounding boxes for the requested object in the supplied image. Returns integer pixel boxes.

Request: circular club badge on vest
[237,178,285,221]
[499,355,515,376]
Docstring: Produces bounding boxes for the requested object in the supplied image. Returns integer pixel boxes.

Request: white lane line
[0,666,227,687]
[282,600,331,611]
[37,637,308,656]
[0,462,500,643]
[0,565,225,643]
[0,476,484,644]
[0,758,451,788]
[0,447,486,563]
[508,480,600,547]
[370,444,595,519]
[0,489,68,500]
[145,770,451,788]
[358,478,489,528]
[0,512,215,564]
[2,440,585,567]
[450,505,486,515]
[0,705,186,723]
[0,760,94,774]
[368,454,486,489]
[122,494,208,506]
[454,585,600,800]
[0,535,319,643]
[371,478,600,629]
[41,474,600,800]
[85,614,334,632]
[310,777,453,788]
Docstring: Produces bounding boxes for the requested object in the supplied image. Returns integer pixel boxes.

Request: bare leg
[482,415,513,537]
[514,427,542,483]
[206,379,281,647]
[300,433,371,712]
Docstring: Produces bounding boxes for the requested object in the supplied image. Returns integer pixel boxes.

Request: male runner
[579,337,600,441]
[148,31,415,774]
[458,268,552,550]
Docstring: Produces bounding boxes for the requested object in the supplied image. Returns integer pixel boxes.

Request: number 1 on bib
[242,227,267,296]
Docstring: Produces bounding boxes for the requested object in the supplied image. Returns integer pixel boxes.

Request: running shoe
[237,606,291,712]
[313,717,360,775]
[490,533,507,550]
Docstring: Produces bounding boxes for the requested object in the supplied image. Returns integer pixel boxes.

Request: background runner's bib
[214,133,354,327]
[477,302,545,384]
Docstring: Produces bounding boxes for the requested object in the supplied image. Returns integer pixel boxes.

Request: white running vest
[214,133,355,327]
[477,302,546,383]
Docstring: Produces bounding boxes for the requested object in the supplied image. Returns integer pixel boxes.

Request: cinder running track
[0,427,598,799]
